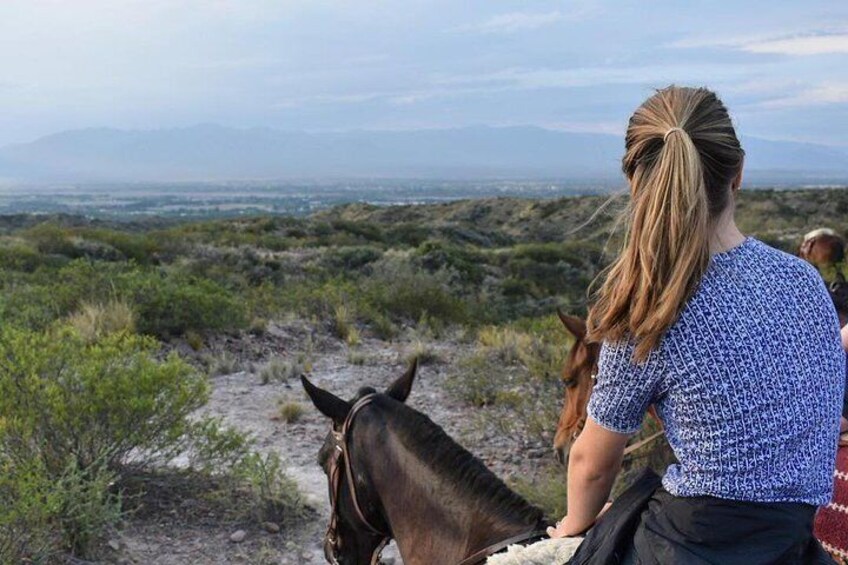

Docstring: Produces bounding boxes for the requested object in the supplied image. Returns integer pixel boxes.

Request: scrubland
[1,188,844,563]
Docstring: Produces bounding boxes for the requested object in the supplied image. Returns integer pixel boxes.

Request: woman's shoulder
[714,236,821,284]
[676,237,831,332]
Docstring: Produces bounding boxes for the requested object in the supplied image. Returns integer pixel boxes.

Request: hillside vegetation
[0,187,846,562]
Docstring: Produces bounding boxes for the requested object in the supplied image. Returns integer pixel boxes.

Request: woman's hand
[546,517,582,539]
[547,502,613,538]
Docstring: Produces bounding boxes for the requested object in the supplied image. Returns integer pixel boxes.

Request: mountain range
[1,124,846,183]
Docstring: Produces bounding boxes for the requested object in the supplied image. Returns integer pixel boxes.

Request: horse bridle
[324,393,391,565]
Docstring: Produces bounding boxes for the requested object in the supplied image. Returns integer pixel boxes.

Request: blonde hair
[587,86,744,361]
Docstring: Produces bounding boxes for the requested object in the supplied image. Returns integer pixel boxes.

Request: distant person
[547,86,845,563]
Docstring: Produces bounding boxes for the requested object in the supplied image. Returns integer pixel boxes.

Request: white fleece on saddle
[486,537,583,565]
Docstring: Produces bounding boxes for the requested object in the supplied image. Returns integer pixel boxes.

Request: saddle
[814,444,848,562]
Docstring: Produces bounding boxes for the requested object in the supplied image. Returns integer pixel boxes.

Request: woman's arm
[841,325,848,439]
[547,418,630,538]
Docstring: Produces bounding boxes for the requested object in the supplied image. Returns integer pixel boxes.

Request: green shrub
[0,457,121,561]
[235,453,308,525]
[447,317,569,445]
[0,326,208,475]
[0,241,55,272]
[187,418,254,474]
[78,228,162,265]
[415,240,487,284]
[369,312,397,340]
[0,325,208,558]
[445,355,508,407]
[322,245,383,271]
[330,220,385,243]
[116,270,248,337]
[477,325,534,365]
[54,459,122,558]
[24,223,79,257]
[364,253,469,326]
[0,457,57,563]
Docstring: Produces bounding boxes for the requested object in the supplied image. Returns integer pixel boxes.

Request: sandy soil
[115,321,555,564]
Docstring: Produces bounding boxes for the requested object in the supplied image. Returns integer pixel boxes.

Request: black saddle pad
[567,469,835,565]
[567,468,661,565]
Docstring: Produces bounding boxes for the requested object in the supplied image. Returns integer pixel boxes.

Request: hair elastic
[663,127,685,141]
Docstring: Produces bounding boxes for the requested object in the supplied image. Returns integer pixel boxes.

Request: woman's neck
[710,207,745,255]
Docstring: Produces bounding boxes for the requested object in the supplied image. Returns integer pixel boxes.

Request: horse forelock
[354,386,378,401]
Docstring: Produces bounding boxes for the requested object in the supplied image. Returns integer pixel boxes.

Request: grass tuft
[67,300,136,342]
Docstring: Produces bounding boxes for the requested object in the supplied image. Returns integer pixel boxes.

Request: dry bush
[67,300,136,342]
[260,358,300,384]
[277,401,305,424]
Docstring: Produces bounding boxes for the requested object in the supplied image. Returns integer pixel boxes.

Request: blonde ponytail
[587,86,744,361]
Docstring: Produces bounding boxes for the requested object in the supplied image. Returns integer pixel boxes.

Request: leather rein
[323,393,551,565]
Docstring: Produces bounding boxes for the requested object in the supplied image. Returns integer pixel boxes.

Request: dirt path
[118,321,554,564]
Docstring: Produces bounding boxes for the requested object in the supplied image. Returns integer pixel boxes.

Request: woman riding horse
[547,86,845,563]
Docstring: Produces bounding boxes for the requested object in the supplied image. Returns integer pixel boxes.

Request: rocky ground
[113,320,556,564]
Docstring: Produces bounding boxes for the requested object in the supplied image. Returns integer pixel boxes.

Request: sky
[0,0,847,148]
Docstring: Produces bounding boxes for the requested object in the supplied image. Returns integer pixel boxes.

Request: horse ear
[386,358,417,403]
[836,271,846,284]
[557,308,586,341]
[301,375,351,424]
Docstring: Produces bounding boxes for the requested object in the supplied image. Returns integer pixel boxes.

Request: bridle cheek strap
[324,394,390,564]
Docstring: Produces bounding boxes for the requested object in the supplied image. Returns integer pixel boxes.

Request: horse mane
[369,393,545,528]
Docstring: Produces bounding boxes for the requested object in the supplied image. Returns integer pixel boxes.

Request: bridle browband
[324,393,390,565]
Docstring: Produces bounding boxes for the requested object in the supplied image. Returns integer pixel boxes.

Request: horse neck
[355,416,541,565]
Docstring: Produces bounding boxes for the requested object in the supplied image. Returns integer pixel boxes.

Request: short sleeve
[843,352,848,419]
[586,338,665,434]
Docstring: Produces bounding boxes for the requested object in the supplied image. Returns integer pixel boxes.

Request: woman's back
[549,86,843,562]
[589,237,845,505]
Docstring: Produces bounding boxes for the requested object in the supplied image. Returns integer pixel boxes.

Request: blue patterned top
[587,237,846,505]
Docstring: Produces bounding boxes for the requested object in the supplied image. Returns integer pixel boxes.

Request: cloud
[272,61,756,111]
[547,120,625,135]
[451,11,563,34]
[743,34,848,55]
[759,83,848,108]
[671,31,848,56]
[434,63,753,91]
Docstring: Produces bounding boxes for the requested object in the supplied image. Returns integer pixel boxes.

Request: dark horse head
[302,361,546,565]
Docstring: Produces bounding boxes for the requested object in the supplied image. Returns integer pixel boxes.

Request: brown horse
[799,228,845,269]
[552,310,668,471]
[302,362,549,565]
[552,311,599,466]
